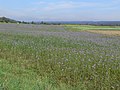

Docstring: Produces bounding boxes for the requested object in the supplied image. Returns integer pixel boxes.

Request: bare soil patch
[87,30,120,36]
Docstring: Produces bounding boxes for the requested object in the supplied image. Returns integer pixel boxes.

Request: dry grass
[88,30,120,36]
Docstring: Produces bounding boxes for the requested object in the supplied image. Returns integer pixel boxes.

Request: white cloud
[27,0,120,14]
[31,1,100,11]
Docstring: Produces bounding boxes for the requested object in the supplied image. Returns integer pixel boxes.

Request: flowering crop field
[0,23,120,90]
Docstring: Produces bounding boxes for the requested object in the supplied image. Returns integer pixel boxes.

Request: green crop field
[65,25,120,31]
[0,24,120,90]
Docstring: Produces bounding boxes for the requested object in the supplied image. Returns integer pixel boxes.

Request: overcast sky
[0,0,120,21]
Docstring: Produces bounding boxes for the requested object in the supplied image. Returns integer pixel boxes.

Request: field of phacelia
[0,23,120,90]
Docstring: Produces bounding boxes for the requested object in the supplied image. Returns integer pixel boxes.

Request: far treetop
[0,17,61,25]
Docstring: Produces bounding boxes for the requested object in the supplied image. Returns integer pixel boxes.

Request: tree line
[0,17,61,25]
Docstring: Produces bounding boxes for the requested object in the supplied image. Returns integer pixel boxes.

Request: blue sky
[0,0,120,21]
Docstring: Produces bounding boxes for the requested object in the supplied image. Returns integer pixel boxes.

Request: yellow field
[88,30,120,36]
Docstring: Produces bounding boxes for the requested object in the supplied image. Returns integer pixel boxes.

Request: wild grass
[0,24,120,90]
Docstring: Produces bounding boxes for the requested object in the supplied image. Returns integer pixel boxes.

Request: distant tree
[31,21,35,24]
[40,21,44,24]
[18,21,21,23]
[22,21,28,24]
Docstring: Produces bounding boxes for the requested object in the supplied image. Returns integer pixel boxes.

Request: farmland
[0,23,120,90]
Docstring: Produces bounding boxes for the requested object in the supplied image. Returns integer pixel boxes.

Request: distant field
[0,23,120,90]
[88,30,120,36]
[65,25,120,36]
[65,25,120,31]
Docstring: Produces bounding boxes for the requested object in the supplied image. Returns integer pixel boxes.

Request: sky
[0,0,120,21]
